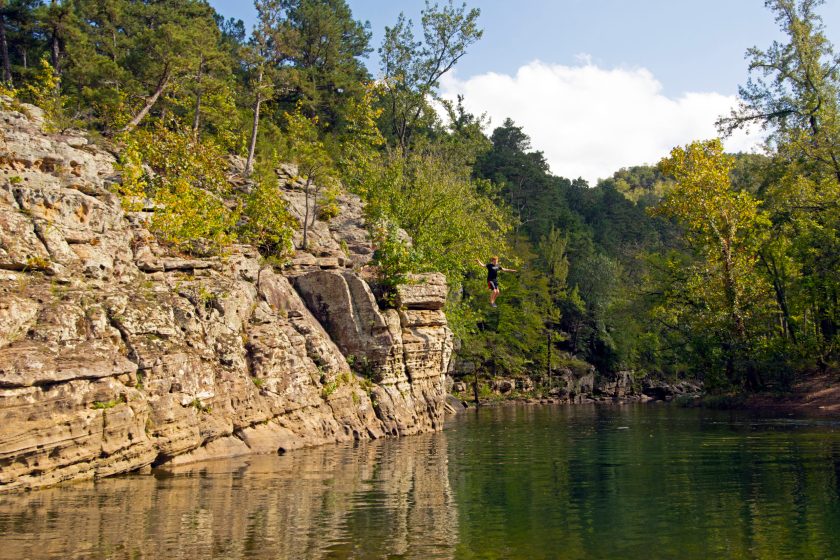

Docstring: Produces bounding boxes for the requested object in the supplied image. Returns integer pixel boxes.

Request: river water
[2,404,840,559]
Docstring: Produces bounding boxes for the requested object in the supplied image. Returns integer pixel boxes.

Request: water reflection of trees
[449,405,840,559]
[0,433,457,560]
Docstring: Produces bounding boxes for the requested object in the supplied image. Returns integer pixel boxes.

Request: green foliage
[648,145,776,387]
[189,398,211,414]
[18,56,68,130]
[320,380,338,398]
[317,199,340,221]
[240,158,296,260]
[600,165,674,206]
[280,0,372,128]
[24,255,50,271]
[361,147,509,289]
[370,219,420,304]
[699,0,840,378]
[283,105,339,249]
[69,0,227,132]
[320,371,354,399]
[116,123,237,255]
[345,354,377,380]
[333,83,385,193]
[378,0,482,151]
[91,395,126,410]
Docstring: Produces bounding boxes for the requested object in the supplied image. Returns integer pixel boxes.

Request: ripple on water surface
[1,404,839,559]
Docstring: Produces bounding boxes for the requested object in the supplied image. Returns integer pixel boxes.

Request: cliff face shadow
[0,432,458,560]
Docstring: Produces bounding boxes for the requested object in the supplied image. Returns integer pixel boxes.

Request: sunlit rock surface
[0,101,453,491]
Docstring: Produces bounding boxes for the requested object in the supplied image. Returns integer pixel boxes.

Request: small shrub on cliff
[116,123,238,255]
[18,57,69,131]
[91,395,127,410]
[317,196,341,222]
[24,255,51,271]
[282,106,339,249]
[321,380,339,398]
[347,354,378,381]
[239,158,296,261]
[370,219,422,306]
[189,398,211,414]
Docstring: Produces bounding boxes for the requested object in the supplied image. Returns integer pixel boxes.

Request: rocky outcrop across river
[0,102,453,491]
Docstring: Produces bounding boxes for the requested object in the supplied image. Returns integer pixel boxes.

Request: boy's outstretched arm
[476,258,485,267]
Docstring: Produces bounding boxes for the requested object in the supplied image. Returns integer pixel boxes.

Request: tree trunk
[244,67,263,177]
[120,65,170,134]
[473,372,480,406]
[0,13,11,85]
[721,239,746,340]
[310,183,322,228]
[721,237,750,388]
[301,178,312,250]
[759,252,796,342]
[192,89,202,133]
[49,0,61,76]
[50,34,60,73]
[546,330,552,387]
[192,57,204,133]
[808,114,840,185]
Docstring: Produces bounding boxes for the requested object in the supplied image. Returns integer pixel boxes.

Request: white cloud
[439,60,763,185]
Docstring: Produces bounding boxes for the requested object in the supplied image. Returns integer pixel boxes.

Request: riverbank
[449,372,840,418]
[447,375,702,411]
[739,372,840,416]
[447,390,674,413]
[652,371,840,417]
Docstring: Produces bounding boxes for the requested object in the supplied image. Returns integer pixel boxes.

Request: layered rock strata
[0,102,453,491]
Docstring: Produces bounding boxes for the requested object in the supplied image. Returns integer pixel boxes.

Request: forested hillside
[2,0,838,395]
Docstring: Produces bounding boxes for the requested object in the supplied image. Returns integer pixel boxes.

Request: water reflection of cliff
[0,432,457,560]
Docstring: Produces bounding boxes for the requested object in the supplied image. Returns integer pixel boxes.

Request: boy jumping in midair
[476,256,517,307]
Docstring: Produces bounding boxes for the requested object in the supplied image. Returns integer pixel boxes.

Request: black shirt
[486,263,501,281]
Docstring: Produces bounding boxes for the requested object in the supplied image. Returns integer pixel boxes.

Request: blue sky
[208,0,840,182]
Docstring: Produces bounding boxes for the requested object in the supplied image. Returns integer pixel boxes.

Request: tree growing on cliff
[117,1,225,133]
[280,0,371,129]
[378,0,482,152]
[240,156,297,260]
[283,105,338,250]
[116,121,238,255]
[48,0,228,132]
[243,0,297,176]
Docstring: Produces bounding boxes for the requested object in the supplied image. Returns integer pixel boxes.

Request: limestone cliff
[0,102,453,491]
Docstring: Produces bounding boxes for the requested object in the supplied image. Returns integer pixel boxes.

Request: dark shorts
[487,280,499,290]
